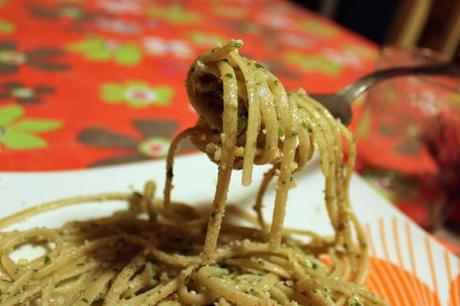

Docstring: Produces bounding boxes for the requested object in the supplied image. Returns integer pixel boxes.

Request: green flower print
[101,81,173,108]
[67,36,142,66]
[0,104,62,150]
[285,52,342,76]
[0,20,14,34]
[147,5,200,24]
[187,31,227,47]
[343,43,378,61]
[448,93,460,108]
[212,5,247,19]
[298,21,338,38]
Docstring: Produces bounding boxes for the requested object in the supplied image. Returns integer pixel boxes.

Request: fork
[310,62,460,125]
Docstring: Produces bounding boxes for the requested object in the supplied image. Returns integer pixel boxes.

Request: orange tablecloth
[0,0,377,171]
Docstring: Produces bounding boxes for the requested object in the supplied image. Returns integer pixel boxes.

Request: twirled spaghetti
[0,41,389,306]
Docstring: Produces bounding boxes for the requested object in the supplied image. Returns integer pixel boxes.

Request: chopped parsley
[77,262,85,267]
[224,73,233,79]
[44,256,51,265]
[351,301,363,306]
[151,262,157,275]
[278,127,285,137]
[301,121,309,129]
[82,298,89,303]
[254,63,264,69]
[132,191,142,198]
[231,40,243,48]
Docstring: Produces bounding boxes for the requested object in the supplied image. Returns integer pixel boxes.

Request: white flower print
[143,37,193,59]
[96,0,145,14]
[323,48,364,69]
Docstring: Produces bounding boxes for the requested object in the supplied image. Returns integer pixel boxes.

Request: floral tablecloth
[0,0,378,171]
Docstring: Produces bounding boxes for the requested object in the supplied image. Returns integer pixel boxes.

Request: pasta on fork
[0,41,388,306]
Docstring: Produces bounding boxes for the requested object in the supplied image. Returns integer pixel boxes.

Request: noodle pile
[0,41,389,306]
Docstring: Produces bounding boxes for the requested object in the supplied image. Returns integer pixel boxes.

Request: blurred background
[298,0,460,61]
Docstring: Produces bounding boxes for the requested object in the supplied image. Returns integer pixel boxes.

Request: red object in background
[424,110,460,229]
[352,47,460,234]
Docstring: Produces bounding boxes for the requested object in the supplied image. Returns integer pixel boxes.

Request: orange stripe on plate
[392,217,423,306]
[392,217,404,267]
[405,222,428,304]
[451,259,460,306]
[425,236,439,305]
[365,223,376,256]
[369,258,400,304]
[367,258,441,306]
[365,262,388,303]
[405,222,417,274]
[380,219,411,305]
[444,250,456,306]
[379,219,390,260]
[364,223,388,298]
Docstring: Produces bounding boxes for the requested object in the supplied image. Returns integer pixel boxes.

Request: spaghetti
[0,41,388,306]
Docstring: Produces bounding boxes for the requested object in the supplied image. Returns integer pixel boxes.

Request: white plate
[1,154,459,306]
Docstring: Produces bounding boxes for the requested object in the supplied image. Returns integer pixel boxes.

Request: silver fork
[310,62,460,125]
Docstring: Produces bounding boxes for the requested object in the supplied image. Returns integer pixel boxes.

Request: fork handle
[340,62,460,103]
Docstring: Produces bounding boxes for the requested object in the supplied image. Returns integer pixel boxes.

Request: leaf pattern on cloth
[0,0,381,173]
[100,81,173,108]
[67,36,142,66]
[147,5,201,24]
[212,5,247,19]
[285,52,342,76]
[0,82,54,104]
[298,20,339,38]
[0,104,62,150]
[186,31,228,48]
[77,119,193,167]
[27,2,106,32]
[95,0,145,15]
[143,36,194,59]
[0,19,14,34]
[0,41,70,74]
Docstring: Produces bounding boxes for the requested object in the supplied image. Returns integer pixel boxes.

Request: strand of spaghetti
[256,82,279,164]
[200,40,243,63]
[130,277,180,306]
[229,54,261,186]
[78,270,116,305]
[0,193,131,230]
[201,60,238,263]
[163,127,201,209]
[269,92,302,246]
[196,266,278,306]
